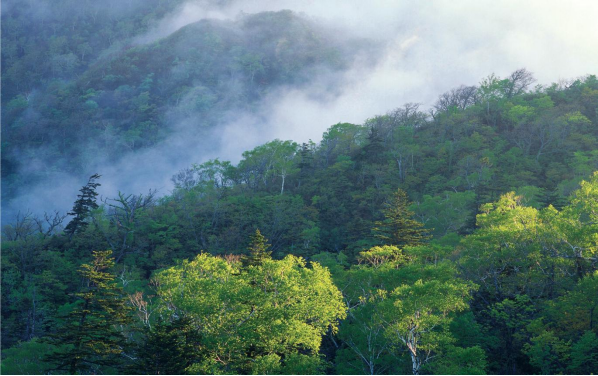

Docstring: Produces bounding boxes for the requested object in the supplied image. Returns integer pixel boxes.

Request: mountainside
[2,2,598,375]
[2,6,361,213]
[2,66,598,374]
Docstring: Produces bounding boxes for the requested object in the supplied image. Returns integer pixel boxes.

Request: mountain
[1,6,365,213]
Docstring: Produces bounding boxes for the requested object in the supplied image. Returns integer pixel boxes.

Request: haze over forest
[3,0,597,220]
[1,1,598,375]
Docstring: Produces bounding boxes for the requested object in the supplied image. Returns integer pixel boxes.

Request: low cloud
[4,0,597,222]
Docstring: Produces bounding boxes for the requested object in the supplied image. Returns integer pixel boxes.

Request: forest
[2,1,598,375]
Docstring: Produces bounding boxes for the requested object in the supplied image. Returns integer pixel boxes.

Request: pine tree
[373,189,431,248]
[45,250,132,374]
[65,173,101,239]
[244,229,272,267]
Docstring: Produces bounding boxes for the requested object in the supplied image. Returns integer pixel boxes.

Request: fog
[3,0,598,223]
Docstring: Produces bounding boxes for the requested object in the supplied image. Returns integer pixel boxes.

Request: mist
[3,0,598,224]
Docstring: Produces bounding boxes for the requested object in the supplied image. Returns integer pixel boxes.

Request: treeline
[2,71,598,374]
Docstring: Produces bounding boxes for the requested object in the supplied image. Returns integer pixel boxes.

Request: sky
[4,0,598,221]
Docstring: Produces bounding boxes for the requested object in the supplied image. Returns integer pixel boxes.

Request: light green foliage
[238,139,299,194]
[338,245,480,375]
[357,245,406,268]
[154,253,346,374]
[382,275,476,375]
[459,192,550,299]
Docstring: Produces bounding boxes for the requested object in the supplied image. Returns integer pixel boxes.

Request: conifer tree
[65,173,101,239]
[244,229,272,267]
[129,317,203,375]
[360,126,385,164]
[298,142,314,187]
[373,189,431,248]
[45,250,132,374]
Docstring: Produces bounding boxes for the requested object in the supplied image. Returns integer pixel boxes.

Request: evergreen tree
[298,142,314,187]
[64,173,101,239]
[373,189,431,248]
[360,125,385,164]
[129,317,203,375]
[244,229,272,267]
[45,250,132,374]
[541,188,568,210]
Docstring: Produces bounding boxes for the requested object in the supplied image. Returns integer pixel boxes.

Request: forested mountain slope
[3,2,598,375]
[2,5,363,212]
[2,67,597,374]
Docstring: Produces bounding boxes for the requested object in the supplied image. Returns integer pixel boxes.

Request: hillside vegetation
[2,68,598,374]
[2,3,598,375]
[2,5,357,206]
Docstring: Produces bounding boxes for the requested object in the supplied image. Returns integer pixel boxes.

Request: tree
[0,339,57,375]
[244,229,272,267]
[373,189,431,248]
[64,174,101,239]
[337,253,479,375]
[154,253,346,374]
[381,275,476,375]
[568,331,598,374]
[129,317,203,375]
[44,250,132,374]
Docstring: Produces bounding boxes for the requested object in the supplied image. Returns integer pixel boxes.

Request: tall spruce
[373,189,431,248]
[65,174,101,239]
[45,250,132,374]
[244,229,272,267]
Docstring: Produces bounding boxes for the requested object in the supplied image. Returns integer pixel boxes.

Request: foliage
[244,229,273,267]
[153,252,346,374]
[44,250,132,374]
[64,174,101,238]
[373,189,431,248]
[2,56,598,374]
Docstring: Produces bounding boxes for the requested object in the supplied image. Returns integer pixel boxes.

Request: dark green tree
[44,250,132,374]
[64,173,101,239]
[244,229,272,267]
[373,189,431,248]
[298,142,314,187]
[360,125,385,164]
[129,317,203,375]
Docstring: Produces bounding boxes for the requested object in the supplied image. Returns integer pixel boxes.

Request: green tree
[373,189,431,248]
[244,229,272,267]
[44,250,132,374]
[0,339,57,375]
[64,174,101,239]
[129,317,203,375]
[568,331,598,374]
[154,253,346,374]
[381,275,476,375]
